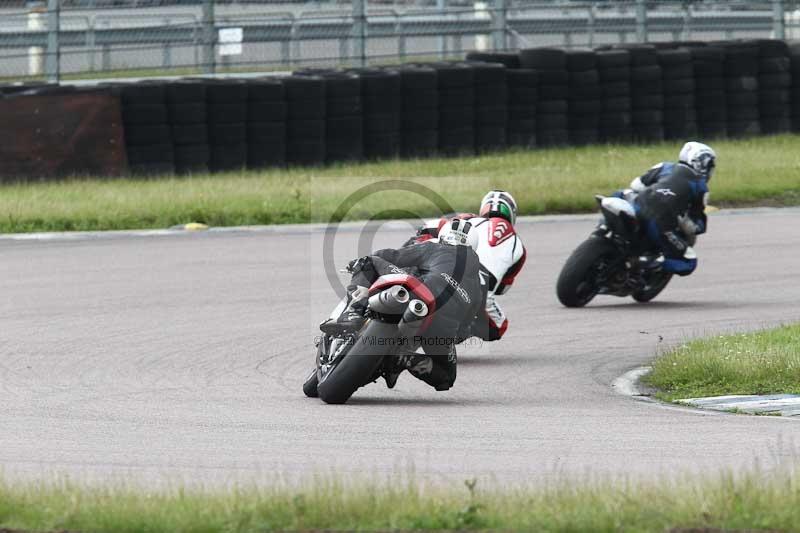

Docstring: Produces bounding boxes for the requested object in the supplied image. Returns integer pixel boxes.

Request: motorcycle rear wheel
[556,237,618,308]
[632,272,673,303]
[317,320,396,405]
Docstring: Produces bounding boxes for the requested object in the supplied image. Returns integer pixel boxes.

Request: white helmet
[479,190,518,225]
[438,218,477,248]
[679,141,717,180]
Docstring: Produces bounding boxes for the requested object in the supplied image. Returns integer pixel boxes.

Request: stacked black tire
[505,69,538,148]
[657,48,696,140]
[284,76,326,166]
[295,70,363,164]
[467,51,521,150]
[756,39,792,135]
[398,65,439,158]
[471,62,508,153]
[430,62,475,155]
[206,80,248,172]
[721,41,760,138]
[520,48,568,146]
[322,73,363,163]
[246,78,287,168]
[109,39,800,176]
[792,44,800,132]
[465,51,521,69]
[566,49,601,146]
[351,68,402,160]
[691,45,727,139]
[596,49,632,142]
[119,82,174,175]
[623,45,664,142]
[167,81,209,174]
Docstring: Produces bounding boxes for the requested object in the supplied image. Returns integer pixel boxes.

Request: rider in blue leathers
[611,142,716,276]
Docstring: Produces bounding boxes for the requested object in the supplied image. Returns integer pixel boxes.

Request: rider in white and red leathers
[407,190,526,341]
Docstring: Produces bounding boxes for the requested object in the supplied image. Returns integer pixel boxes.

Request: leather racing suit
[348,240,483,390]
[627,161,709,275]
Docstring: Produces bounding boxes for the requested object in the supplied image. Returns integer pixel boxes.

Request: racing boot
[383,353,412,389]
[383,369,402,389]
[320,286,369,334]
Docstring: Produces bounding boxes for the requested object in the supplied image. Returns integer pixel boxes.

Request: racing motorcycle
[303,271,435,404]
[556,195,673,308]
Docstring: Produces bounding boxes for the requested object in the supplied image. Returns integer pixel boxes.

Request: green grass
[644,324,800,402]
[2,470,800,532]
[3,134,800,233]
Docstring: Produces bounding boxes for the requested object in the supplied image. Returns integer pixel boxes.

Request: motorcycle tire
[317,320,396,404]
[556,237,618,308]
[302,368,319,397]
[632,272,673,303]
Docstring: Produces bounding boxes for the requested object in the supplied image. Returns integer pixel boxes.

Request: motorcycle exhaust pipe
[397,299,429,338]
[368,285,410,315]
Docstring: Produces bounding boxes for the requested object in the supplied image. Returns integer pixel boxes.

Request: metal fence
[2,0,800,81]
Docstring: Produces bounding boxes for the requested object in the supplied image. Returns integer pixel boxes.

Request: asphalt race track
[2,208,800,487]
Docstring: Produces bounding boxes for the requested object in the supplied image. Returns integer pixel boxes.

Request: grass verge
[2,469,800,532]
[2,134,800,233]
[644,324,800,402]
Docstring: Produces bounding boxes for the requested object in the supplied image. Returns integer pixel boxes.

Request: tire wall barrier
[3,38,800,179]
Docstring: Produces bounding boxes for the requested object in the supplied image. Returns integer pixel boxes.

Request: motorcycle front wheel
[556,237,619,308]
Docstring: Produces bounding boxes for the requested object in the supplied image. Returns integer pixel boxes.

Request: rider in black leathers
[321,219,483,391]
[635,164,706,275]
[611,141,716,275]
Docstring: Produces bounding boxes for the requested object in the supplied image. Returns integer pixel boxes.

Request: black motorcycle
[303,271,435,404]
[556,195,673,308]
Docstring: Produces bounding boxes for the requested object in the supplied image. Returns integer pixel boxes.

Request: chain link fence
[2,0,800,81]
